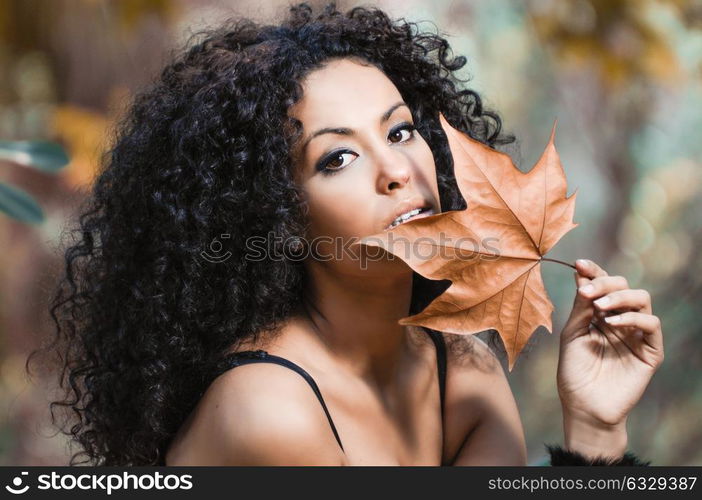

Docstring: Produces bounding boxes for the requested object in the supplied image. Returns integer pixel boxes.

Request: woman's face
[288,57,441,270]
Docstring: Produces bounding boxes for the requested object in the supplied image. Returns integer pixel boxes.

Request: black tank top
[213,329,448,454]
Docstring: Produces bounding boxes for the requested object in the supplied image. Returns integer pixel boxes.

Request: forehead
[289,58,405,123]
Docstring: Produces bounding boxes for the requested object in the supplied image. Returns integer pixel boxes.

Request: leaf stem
[540,257,576,269]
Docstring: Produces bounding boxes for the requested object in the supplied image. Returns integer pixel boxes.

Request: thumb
[574,271,590,291]
[568,271,595,325]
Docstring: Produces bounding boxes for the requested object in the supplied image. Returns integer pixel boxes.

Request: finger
[593,289,652,315]
[578,275,630,322]
[578,275,630,300]
[571,271,593,312]
[572,272,603,316]
[574,270,590,290]
[604,312,663,352]
[575,258,608,279]
[569,271,610,326]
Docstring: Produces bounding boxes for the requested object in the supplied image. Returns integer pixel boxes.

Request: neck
[299,260,417,387]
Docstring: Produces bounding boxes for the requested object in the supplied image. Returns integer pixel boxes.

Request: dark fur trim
[545,443,652,466]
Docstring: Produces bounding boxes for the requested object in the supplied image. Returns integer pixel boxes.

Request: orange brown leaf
[356,113,578,371]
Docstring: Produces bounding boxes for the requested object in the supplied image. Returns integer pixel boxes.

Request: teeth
[389,207,422,228]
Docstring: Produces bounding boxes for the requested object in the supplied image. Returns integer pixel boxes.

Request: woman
[33,2,663,466]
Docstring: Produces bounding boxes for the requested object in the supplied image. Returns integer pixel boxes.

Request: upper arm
[445,334,527,466]
[168,363,345,466]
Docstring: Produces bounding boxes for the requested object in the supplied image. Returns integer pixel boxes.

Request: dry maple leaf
[355,112,578,371]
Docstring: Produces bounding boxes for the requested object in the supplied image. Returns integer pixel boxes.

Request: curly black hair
[28,1,517,466]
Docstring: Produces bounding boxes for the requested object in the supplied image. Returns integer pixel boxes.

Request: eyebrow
[300,101,409,152]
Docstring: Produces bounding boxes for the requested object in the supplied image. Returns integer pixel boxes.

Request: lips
[383,197,435,231]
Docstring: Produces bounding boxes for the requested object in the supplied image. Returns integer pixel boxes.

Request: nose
[376,151,411,193]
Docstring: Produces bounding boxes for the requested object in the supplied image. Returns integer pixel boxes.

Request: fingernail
[576,259,589,267]
[594,296,610,307]
[605,315,621,324]
[579,284,594,294]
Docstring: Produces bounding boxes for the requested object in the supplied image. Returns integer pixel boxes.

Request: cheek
[305,175,375,240]
[410,140,440,193]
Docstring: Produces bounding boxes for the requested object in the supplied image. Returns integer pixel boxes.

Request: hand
[556,259,664,456]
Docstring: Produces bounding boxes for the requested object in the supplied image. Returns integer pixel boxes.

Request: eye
[316,149,358,176]
[389,122,416,144]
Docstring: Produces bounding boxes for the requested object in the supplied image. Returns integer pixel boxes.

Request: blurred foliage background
[0,0,699,465]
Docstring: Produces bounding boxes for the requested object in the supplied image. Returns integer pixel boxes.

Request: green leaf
[0,140,69,173]
[0,182,45,224]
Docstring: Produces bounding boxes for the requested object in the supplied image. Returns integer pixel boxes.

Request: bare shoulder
[443,331,502,375]
[166,361,344,465]
[441,332,527,466]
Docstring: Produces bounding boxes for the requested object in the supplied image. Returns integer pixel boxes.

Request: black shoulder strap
[216,350,345,452]
[426,330,447,421]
